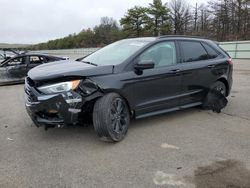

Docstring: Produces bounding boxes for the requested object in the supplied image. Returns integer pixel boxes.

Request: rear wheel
[201,81,227,109]
[93,93,130,142]
[212,81,227,96]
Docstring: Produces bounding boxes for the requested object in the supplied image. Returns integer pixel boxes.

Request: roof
[123,37,157,42]
[123,36,217,43]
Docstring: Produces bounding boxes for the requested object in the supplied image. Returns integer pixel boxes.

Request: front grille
[26,77,35,87]
[25,78,37,103]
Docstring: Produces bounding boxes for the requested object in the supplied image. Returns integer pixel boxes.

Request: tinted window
[181,41,208,62]
[202,43,219,59]
[139,41,177,68]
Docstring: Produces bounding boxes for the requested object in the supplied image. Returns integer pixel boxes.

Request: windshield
[82,39,151,66]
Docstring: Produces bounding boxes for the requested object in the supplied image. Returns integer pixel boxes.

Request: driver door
[5,56,28,80]
[132,41,182,117]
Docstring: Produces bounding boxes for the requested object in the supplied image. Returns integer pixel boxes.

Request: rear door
[8,57,28,78]
[178,40,223,107]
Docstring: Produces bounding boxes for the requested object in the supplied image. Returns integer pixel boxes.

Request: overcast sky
[0,0,206,44]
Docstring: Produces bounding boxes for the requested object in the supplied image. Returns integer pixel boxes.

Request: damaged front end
[25,77,102,130]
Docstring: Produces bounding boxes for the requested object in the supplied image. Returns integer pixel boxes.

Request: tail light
[227,58,233,65]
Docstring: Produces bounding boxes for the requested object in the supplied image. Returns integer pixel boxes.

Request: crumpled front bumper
[25,80,83,129]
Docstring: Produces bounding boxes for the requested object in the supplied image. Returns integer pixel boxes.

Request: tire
[93,93,130,142]
[211,81,227,96]
[201,81,227,109]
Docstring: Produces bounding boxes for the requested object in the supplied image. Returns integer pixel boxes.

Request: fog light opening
[48,109,58,114]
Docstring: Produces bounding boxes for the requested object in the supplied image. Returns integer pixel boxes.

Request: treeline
[32,0,250,50]
[32,17,123,50]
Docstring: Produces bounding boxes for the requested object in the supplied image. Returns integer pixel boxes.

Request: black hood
[28,60,114,81]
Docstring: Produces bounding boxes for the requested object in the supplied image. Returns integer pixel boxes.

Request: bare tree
[169,0,192,34]
[206,0,250,41]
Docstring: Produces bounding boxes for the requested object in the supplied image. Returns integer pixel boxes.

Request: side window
[6,57,25,66]
[39,56,47,63]
[181,41,208,62]
[139,41,177,68]
[30,56,43,64]
[202,43,219,59]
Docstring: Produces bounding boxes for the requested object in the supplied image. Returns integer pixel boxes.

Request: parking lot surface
[0,60,250,188]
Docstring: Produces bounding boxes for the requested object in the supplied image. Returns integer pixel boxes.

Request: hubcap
[110,98,128,133]
[215,85,226,96]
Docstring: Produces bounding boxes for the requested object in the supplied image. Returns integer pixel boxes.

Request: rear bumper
[227,65,233,96]
[228,77,233,96]
[25,81,83,129]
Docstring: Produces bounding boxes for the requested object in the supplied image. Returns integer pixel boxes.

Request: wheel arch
[84,88,133,116]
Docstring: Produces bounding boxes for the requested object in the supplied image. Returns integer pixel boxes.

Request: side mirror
[134,60,155,71]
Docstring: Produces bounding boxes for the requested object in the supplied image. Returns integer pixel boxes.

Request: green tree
[148,0,171,36]
[77,29,97,47]
[120,6,149,37]
[94,17,122,46]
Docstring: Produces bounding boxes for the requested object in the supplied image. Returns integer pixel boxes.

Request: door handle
[207,65,215,68]
[170,69,181,73]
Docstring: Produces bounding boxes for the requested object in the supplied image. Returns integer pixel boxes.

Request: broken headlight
[37,80,81,94]
[79,79,98,95]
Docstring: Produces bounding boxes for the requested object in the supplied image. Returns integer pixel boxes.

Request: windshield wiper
[81,61,98,66]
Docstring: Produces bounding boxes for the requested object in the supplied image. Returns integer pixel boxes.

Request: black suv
[25,36,233,142]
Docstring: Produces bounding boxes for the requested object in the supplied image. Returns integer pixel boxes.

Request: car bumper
[227,65,233,96]
[25,81,83,129]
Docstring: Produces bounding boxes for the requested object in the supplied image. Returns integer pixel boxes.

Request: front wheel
[93,93,130,142]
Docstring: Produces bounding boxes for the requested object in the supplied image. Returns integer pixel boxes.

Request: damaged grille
[26,77,35,87]
[25,77,38,104]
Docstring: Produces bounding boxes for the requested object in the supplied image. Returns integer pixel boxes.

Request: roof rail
[157,35,203,39]
[157,35,219,43]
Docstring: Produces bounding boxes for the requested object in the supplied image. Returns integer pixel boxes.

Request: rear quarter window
[202,42,219,59]
[218,46,231,58]
[180,41,208,62]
